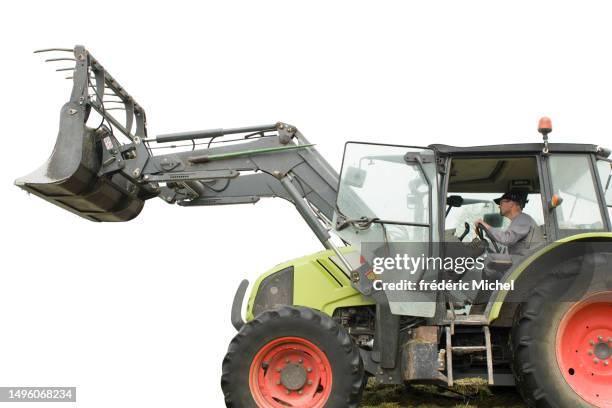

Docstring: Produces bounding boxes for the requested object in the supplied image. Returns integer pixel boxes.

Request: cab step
[444,325,494,386]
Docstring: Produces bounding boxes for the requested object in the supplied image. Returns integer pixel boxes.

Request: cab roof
[429,143,603,156]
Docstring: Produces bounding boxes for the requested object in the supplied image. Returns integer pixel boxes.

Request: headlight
[252,266,294,317]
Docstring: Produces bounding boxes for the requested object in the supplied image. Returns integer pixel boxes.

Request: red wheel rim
[556,291,612,407]
[248,337,333,408]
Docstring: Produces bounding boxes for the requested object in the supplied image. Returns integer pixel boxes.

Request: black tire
[221,306,365,408]
[510,261,608,408]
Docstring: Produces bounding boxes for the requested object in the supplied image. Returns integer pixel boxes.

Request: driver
[474,191,538,256]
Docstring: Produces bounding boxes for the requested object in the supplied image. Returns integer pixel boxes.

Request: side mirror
[343,166,367,188]
[446,195,464,208]
[549,193,563,210]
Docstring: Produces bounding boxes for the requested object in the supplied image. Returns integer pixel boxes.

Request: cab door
[333,142,440,317]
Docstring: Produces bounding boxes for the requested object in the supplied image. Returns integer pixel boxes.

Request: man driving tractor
[474,190,539,256]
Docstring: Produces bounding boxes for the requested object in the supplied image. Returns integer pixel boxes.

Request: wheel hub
[594,340,612,361]
[280,363,308,390]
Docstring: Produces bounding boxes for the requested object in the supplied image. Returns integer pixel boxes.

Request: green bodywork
[245,233,612,323]
[245,247,374,321]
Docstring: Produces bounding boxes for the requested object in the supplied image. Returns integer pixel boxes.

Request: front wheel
[511,281,612,407]
[221,306,365,407]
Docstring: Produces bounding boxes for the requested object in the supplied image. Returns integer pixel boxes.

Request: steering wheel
[475,223,501,253]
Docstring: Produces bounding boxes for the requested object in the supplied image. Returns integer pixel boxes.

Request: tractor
[16,46,612,408]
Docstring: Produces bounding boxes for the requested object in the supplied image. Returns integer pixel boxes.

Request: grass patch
[361,378,526,408]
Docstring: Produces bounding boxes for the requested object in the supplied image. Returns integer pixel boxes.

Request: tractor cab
[438,142,612,242]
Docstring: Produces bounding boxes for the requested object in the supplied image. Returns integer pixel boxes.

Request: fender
[487,232,612,324]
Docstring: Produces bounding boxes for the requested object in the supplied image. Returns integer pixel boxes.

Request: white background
[2,1,612,407]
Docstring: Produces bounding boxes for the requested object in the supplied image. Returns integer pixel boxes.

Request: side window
[596,160,612,220]
[549,155,604,230]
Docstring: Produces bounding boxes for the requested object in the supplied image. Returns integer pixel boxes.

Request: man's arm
[475,217,531,247]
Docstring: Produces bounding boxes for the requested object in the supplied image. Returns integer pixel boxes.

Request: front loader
[16,46,612,408]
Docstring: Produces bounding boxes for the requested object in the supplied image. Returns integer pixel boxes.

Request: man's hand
[474,218,491,230]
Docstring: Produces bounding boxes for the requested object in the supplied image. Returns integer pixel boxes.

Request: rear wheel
[556,291,612,407]
[511,277,612,407]
[221,306,364,407]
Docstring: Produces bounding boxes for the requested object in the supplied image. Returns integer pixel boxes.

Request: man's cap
[494,190,529,207]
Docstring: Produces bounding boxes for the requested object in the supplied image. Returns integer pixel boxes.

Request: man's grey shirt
[486,212,539,255]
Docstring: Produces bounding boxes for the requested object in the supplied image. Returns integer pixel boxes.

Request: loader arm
[145,125,339,223]
[15,45,351,255]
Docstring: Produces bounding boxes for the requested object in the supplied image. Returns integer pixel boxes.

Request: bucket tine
[45,57,77,62]
[34,48,74,53]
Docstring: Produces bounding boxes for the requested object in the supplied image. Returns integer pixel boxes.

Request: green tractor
[17,46,612,408]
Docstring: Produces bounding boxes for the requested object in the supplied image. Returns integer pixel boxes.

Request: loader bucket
[15,102,144,222]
